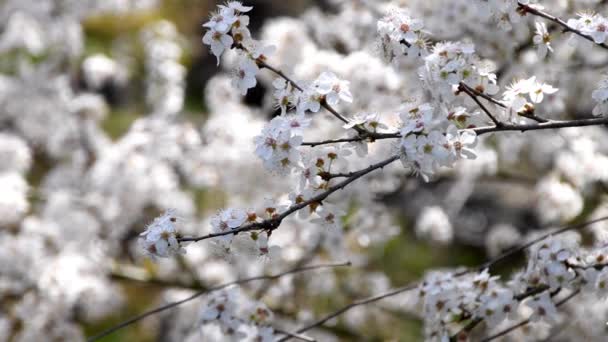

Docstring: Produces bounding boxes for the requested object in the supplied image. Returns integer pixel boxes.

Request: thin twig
[518,112,550,123]
[86,261,351,342]
[256,60,356,129]
[473,116,608,135]
[276,283,420,342]
[459,82,503,126]
[274,329,317,342]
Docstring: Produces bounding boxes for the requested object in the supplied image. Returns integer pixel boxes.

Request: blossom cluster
[376,8,428,62]
[199,286,276,341]
[416,234,608,340]
[567,12,608,45]
[501,76,558,115]
[202,0,278,96]
[139,210,186,258]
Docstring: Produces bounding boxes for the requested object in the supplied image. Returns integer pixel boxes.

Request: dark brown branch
[450,285,550,341]
[87,261,351,342]
[459,82,503,126]
[274,329,317,342]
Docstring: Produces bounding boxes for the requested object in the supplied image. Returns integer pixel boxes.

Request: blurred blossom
[3,0,608,341]
[82,54,128,90]
[535,175,583,224]
[415,206,453,244]
[485,223,522,257]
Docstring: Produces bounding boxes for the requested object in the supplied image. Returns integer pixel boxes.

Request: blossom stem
[459,82,503,126]
[256,59,356,128]
[86,261,351,342]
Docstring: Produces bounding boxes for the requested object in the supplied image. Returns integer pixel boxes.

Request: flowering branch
[278,216,608,341]
[302,116,608,147]
[87,261,351,342]
[251,53,360,131]
[517,2,608,50]
[481,289,580,342]
[178,155,400,243]
[450,285,552,341]
[473,116,608,135]
[458,82,503,126]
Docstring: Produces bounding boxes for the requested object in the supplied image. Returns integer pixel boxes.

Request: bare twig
[87,261,351,342]
[256,60,357,129]
[276,283,420,342]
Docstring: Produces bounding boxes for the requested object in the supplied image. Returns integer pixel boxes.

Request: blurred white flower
[415,206,453,244]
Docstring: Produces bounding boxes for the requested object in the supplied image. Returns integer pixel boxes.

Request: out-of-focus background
[3,0,608,341]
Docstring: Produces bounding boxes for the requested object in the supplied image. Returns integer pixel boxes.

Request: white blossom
[139,210,186,258]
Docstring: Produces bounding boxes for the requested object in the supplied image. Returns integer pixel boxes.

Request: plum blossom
[524,291,559,323]
[343,112,388,132]
[529,80,558,103]
[232,55,259,95]
[210,208,248,245]
[139,209,186,258]
[377,9,427,60]
[533,21,553,58]
[399,102,434,135]
[314,71,353,106]
[445,126,477,160]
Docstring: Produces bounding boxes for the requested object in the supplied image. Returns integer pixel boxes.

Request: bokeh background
[3,0,608,341]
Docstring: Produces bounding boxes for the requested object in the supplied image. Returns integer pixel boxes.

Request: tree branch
[518,2,608,50]
[178,155,400,243]
[87,261,351,342]
[473,116,608,135]
[303,116,608,146]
